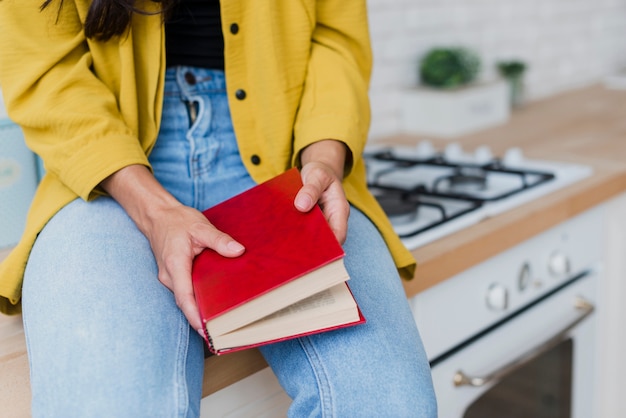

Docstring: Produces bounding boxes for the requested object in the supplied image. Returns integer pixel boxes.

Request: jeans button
[184,72,197,85]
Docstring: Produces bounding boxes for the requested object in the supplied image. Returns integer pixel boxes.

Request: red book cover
[192,168,364,354]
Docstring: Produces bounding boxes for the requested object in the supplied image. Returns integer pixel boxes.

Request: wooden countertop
[2,84,626,409]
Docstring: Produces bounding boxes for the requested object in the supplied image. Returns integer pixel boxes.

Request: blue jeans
[22,67,436,417]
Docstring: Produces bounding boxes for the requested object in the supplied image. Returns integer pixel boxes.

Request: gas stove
[364,141,593,250]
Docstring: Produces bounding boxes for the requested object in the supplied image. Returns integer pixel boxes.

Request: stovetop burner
[373,190,419,225]
[364,141,593,249]
[436,166,488,193]
[369,182,482,237]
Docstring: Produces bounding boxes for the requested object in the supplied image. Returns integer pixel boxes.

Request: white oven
[411,207,602,418]
[364,141,600,417]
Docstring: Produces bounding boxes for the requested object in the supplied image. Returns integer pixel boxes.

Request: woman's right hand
[100,165,245,333]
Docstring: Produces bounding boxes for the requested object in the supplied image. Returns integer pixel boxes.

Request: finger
[294,186,317,212]
[195,224,245,258]
[175,282,204,333]
[295,166,329,212]
[324,197,350,244]
[159,250,204,331]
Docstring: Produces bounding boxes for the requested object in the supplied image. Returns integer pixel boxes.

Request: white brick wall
[366,0,626,141]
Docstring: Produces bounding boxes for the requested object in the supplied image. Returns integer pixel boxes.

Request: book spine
[202,323,219,355]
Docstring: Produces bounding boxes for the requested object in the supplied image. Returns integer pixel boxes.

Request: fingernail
[295,195,312,210]
[227,241,245,253]
[197,328,205,338]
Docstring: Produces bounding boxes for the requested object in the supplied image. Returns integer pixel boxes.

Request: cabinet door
[595,192,626,418]
[201,367,290,417]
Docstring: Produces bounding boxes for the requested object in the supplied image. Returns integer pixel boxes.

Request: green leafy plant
[497,60,527,78]
[419,47,481,89]
[497,60,528,107]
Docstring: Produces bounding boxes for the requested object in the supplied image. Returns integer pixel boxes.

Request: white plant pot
[399,80,510,138]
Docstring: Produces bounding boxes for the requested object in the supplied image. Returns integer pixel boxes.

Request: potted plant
[497,60,527,107]
[420,47,481,89]
[400,47,509,138]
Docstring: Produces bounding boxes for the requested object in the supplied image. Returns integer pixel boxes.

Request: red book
[192,168,365,355]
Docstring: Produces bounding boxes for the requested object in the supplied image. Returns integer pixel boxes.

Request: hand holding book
[192,168,365,355]
[296,139,352,244]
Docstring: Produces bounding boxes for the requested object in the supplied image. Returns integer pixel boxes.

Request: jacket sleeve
[291,0,373,176]
[0,0,150,201]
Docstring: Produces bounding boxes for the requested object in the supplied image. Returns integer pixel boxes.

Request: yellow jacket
[0,0,416,315]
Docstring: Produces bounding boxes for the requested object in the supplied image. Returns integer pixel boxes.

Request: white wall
[367,0,626,141]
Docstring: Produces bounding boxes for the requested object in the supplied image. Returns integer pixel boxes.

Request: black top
[165,0,224,70]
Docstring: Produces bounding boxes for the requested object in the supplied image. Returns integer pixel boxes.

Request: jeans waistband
[164,66,227,96]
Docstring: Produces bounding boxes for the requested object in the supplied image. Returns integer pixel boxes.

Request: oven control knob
[518,262,532,291]
[486,283,509,311]
[548,252,571,278]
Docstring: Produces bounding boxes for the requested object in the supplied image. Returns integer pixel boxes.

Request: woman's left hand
[296,140,351,244]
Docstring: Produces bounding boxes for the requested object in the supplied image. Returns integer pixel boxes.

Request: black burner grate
[365,149,556,239]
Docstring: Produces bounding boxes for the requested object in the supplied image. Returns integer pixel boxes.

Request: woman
[0,0,437,416]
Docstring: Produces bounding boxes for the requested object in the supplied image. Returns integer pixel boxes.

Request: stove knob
[518,262,532,291]
[444,142,464,161]
[548,251,571,278]
[474,146,493,164]
[415,140,436,159]
[502,147,524,166]
[486,283,509,311]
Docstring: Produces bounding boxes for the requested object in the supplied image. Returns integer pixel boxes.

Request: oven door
[431,270,598,418]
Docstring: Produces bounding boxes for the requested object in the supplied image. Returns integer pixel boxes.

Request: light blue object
[0,119,38,248]
[35,154,45,181]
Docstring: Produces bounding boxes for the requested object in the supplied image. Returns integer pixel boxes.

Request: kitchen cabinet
[201,368,289,417]
[595,192,626,418]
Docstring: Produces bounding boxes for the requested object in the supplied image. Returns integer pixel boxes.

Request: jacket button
[184,72,196,85]
[250,155,261,165]
[235,89,247,100]
[230,23,239,34]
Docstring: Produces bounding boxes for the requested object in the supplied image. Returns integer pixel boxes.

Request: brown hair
[40,0,178,41]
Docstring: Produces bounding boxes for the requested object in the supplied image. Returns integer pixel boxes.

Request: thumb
[196,224,245,258]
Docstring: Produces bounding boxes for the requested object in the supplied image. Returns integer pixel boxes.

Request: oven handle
[453,296,594,388]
